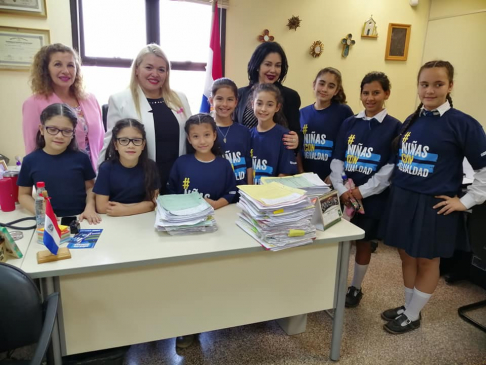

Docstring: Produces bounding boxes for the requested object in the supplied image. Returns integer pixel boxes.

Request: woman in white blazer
[98,44,192,193]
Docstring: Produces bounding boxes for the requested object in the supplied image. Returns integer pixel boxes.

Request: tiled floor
[121,244,486,365]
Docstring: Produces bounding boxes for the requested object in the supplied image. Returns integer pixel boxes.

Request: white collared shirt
[356,108,388,123]
[420,100,451,116]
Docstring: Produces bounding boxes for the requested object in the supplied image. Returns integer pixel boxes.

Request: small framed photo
[0,160,7,172]
[0,0,47,18]
[385,23,411,61]
[0,26,50,70]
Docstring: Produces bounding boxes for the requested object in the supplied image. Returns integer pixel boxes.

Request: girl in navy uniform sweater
[330,72,401,308]
[17,103,100,223]
[209,78,253,185]
[94,119,159,216]
[250,83,298,184]
[298,67,354,183]
[168,114,237,209]
[381,61,486,334]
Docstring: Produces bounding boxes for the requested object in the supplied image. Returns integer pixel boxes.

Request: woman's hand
[79,207,101,224]
[433,195,467,215]
[283,131,299,150]
[351,187,363,201]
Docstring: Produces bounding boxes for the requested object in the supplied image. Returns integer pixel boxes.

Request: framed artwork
[0,26,50,71]
[0,0,47,17]
[385,23,411,61]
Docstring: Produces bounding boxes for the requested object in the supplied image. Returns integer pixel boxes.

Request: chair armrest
[30,292,59,365]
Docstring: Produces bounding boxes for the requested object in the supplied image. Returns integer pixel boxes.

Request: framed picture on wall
[0,26,50,70]
[385,23,411,61]
[0,0,47,18]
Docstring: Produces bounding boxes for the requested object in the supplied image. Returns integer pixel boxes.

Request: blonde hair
[129,44,184,117]
[30,43,86,99]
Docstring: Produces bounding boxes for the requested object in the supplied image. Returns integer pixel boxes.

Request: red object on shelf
[0,178,15,212]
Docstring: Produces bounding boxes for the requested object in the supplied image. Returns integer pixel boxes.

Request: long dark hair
[247,42,289,86]
[314,67,347,104]
[392,60,454,151]
[184,113,222,156]
[251,83,287,127]
[104,118,158,202]
[36,103,79,151]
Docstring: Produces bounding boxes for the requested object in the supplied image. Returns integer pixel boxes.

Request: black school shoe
[345,286,363,308]
[381,306,422,321]
[384,313,421,334]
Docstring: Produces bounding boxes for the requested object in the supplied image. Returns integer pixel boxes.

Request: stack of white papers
[260,173,331,197]
[236,183,317,251]
[155,193,217,235]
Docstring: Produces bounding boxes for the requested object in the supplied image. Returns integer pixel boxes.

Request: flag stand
[37,247,71,264]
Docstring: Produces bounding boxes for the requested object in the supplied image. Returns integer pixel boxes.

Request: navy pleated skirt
[381,185,468,259]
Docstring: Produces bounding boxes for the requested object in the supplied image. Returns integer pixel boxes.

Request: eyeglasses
[45,126,75,137]
[116,137,144,146]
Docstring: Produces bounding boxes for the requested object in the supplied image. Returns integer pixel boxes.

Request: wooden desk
[20,205,364,363]
[0,205,36,268]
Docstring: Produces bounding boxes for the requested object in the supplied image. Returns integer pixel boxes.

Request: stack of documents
[261,173,330,197]
[236,182,316,251]
[155,192,217,235]
[37,225,71,245]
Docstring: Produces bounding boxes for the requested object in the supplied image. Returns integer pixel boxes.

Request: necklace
[148,98,165,105]
[217,125,231,143]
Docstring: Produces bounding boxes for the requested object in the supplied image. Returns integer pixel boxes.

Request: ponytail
[392,103,423,152]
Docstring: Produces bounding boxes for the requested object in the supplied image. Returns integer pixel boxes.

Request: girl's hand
[283,131,299,150]
[351,187,363,201]
[205,198,217,209]
[433,195,467,215]
[324,175,332,186]
[106,202,128,217]
[340,191,352,207]
[79,208,101,225]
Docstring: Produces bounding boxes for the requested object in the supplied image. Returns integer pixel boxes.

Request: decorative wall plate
[310,41,324,58]
[287,15,301,31]
[258,29,274,42]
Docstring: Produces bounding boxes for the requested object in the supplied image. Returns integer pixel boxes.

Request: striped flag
[199,0,222,113]
[43,197,60,255]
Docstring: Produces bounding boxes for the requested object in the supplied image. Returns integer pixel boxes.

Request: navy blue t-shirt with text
[300,102,353,180]
[167,154,237,203]
[250,124,297,184]
[218,122,252,184]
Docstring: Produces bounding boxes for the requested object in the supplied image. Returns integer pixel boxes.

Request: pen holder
[0,178,15,212]
[3,171,19,202]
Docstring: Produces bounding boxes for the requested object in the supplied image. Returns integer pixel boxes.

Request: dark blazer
[235,83,303,149]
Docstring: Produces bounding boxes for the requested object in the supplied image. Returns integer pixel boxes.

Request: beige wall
[0,0,72,162]
[423,0,486,125]
[225,0,431,121]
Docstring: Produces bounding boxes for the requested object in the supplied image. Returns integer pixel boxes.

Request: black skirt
[381,185,468,259]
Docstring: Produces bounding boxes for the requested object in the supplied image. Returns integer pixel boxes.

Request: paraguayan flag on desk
[199,0,222,113]
[43,197,60,255]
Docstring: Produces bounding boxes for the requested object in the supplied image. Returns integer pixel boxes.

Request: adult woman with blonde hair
[23,43,104,170]
[99,44,191,193]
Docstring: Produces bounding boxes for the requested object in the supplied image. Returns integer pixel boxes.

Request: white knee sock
[403,287,431,321]
[404,287,414,308]
[351,263,368,290]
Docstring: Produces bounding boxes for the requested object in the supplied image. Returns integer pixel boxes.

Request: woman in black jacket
[235,42,302,150]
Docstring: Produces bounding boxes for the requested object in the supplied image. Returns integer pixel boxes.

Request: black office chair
[0,263,59,365]
[102,104,109,132]
[458,203,486,333]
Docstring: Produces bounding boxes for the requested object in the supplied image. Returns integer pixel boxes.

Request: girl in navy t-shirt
[17,103,100,223]
[250,83,297,184]
[94,119,159,216]
[209,78,253,185]
[330,72,401,309]
[381,61,486,334]
[298,67,354,183]
[168,114,237,209]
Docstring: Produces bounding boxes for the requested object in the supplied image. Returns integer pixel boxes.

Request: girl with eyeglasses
[17,103,100,224]
[94,119,159,216]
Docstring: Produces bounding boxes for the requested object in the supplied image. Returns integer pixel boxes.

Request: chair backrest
[0,263,43,352]
[102,104,109,132]
[468,203,486,261]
